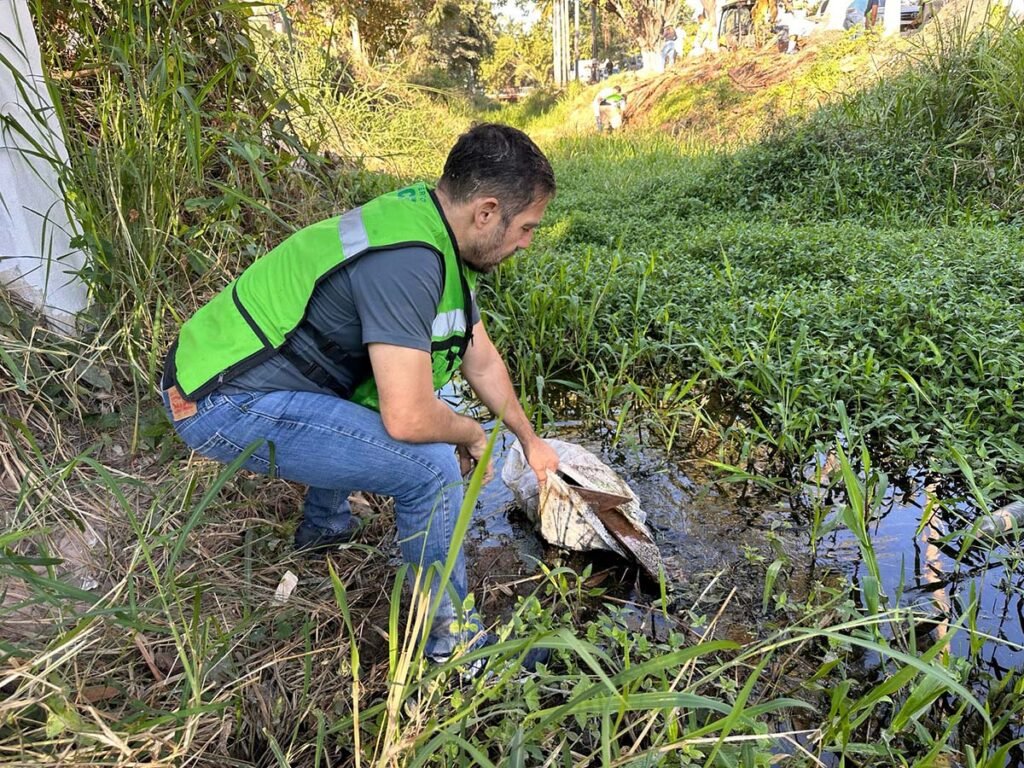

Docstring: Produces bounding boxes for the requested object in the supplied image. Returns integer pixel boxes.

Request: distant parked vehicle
[622,54,644,71]
[817,0,927,28]
[718,0,757,48]
[879,0,931,28]
[720,0,925,47]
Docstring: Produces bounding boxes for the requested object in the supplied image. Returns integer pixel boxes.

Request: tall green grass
[30,0,472,402]
[714,11,1024,224]
[32,1,341,391]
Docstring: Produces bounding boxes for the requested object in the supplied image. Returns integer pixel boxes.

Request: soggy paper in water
[502,438,657,569]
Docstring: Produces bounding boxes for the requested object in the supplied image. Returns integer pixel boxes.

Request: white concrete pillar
[0,0,88,332]
[883,0,901,35]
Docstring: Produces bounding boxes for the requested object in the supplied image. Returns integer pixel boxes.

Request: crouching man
[160,123,560,668]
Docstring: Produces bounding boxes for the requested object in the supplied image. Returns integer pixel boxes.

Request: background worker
[592,84,626,131]
[661,23,679,68]
[844,0,868,28]
[160,123,560,667]
[690,12,717,56]
[674,23,687,61]
[865,0,880,27]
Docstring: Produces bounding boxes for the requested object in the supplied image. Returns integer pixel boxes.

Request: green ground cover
[488,134,1024,495]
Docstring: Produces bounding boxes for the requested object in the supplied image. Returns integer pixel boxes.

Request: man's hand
[458,434,494,484]
[522,436,560,486]
[456,444,475,477]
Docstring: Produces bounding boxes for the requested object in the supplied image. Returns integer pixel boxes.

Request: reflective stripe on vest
[339,207,371,258]
[432,308,467,338]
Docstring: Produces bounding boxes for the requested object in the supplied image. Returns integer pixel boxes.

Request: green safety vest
[171,182,477,410]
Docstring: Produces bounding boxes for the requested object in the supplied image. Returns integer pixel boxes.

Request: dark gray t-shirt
[221,245,479,396]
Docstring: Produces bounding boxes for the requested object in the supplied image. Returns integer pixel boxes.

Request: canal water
[463,417,1024,671]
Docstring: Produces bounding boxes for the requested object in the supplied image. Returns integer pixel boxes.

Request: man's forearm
[370,342,486,448]
[465,352,560,484]
[382,393,484,447]
[460,328,559,482]
[464,355,540,446]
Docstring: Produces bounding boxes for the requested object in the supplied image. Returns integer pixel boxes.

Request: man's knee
[396,443,462,504]
[433,450,463,493]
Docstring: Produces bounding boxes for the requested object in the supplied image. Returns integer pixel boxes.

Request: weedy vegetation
[3,0,1024,765]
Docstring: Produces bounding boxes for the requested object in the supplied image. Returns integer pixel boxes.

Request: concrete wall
[0,0,88,332]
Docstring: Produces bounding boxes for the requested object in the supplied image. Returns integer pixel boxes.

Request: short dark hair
[438,123,555,218]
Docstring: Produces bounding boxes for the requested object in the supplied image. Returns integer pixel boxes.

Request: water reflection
[816,467,1024,670]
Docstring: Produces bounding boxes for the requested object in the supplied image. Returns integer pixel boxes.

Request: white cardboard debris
[502,439,647,556]
[273,570,298,604]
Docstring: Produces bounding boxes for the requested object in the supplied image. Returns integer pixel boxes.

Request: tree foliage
[287,0,496,85]
[288,0,425,62]
[410,0,497,86]
[605,0,683,52]
[480,21,552,92]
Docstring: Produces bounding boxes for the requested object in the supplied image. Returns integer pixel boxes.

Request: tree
[604,0,683,71]
[480,21,552,92]
[287,0,425,64]
[286,0,497,88]
[410,0,497,87]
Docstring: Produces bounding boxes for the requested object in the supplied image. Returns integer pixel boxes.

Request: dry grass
[0,294,571,764]
[0,297,424,764]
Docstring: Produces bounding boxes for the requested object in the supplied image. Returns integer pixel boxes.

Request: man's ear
[473,197,500,229]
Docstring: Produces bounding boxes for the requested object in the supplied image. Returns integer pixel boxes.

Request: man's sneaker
[293,518,361,555]
[508,644,551,673]
[426,633,551,684]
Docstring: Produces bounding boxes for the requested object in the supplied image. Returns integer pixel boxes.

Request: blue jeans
[161,388,479,657]
[661,41,677,67]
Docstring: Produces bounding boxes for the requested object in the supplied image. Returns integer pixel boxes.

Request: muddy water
[815,467,1024,670]
[460,402,1024,668]
[465,422,812,641]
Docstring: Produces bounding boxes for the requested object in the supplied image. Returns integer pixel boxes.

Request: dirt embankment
[543,34,863,145]
[553,0,991,145]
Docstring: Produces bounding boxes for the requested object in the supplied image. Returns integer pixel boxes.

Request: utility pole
[883,0,901,36]
[553,0,570,86]
[562,0,570,84]
[573,0,580,82]
[553,0,562,86]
